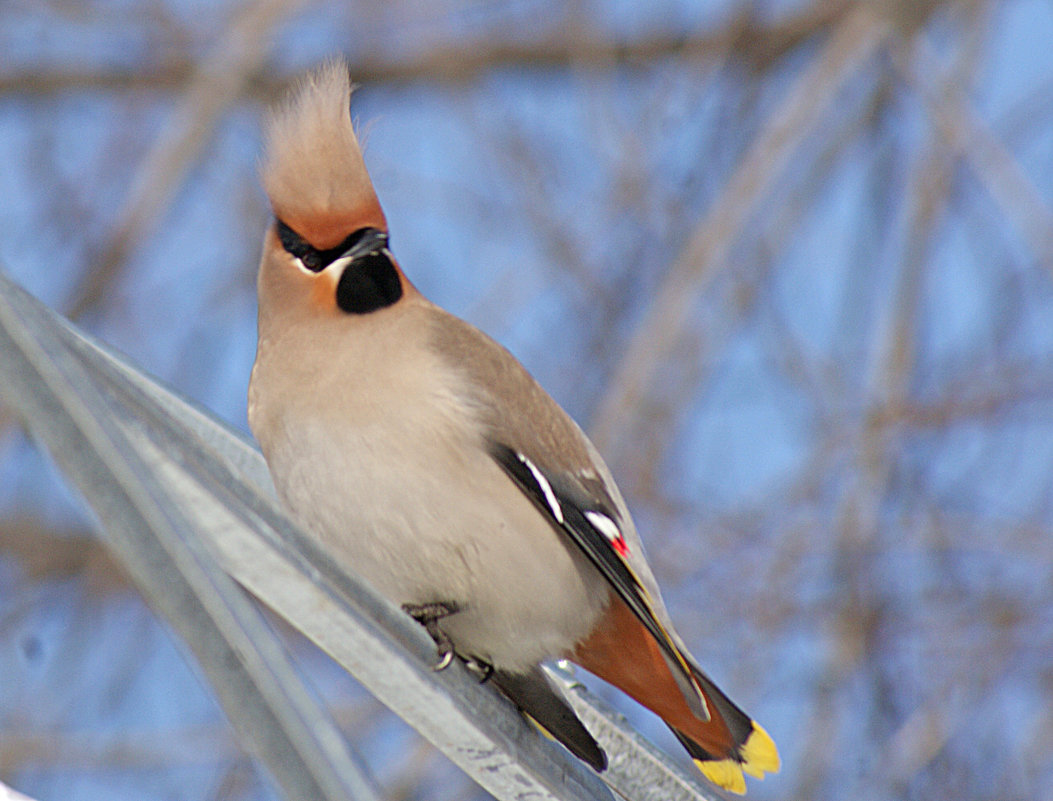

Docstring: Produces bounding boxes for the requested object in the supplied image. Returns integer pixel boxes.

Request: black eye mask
[275,219,403,314]
[276,220,377,273]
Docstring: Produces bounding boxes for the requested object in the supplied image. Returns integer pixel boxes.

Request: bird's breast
[248,322,609,670]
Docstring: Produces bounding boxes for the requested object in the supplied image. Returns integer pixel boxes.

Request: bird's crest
[261,59,385,248]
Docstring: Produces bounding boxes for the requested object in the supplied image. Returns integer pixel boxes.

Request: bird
[248,59,780,795]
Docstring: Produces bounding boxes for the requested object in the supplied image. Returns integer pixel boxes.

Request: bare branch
[0,2,851,99]
[65,0,315,320]
[589,5,893,464]
[895,30,1053,271]
[0,518,128,592]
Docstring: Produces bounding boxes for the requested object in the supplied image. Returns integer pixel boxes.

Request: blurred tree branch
[0,699,384,775]
[894,28,1053,271]
[589,4,892,468]
[0,2,851,99]
[0,519,126,592]
[65,0,315,321]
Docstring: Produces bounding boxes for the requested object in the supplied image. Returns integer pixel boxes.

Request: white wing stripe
[518,453,564,524]
[584,510,621,544]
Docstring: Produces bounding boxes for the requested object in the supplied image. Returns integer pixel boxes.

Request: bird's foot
[402,601,462,671]
[464,656,494,684]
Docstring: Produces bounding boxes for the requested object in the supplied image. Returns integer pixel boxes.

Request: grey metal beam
[0,273,384,801]
[0,269,718,801]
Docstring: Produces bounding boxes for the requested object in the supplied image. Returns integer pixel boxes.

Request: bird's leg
[402,601,462,671]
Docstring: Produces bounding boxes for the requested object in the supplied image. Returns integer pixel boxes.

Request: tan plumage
[248,60,779,793]
[261,64,385,247]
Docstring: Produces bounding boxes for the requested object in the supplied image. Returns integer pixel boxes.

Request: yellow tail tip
[740,722,781,778]
[697,758,747,795]
[696,723,779,793]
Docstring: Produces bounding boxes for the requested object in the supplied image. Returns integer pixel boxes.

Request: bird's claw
[433,646,455,671]
[402,601,462,671]
[464,657,494,683]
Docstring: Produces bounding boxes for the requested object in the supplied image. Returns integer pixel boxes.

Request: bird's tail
[666,659,780,794]
[492,665,607,772]
[572,598,779,793]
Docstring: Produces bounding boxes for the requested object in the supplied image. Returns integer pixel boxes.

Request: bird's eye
[276,219,326,273]
[275,220,395,284]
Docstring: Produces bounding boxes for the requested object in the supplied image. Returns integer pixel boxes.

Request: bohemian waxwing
[248,60,780,794]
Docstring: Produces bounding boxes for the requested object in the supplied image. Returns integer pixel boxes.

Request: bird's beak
[330,227,390,273]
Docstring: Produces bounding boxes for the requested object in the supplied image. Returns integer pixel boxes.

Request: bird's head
[258,60,408,320]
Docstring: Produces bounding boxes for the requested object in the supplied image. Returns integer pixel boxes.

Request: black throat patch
[335,251,403,314]
[275,219,404,314]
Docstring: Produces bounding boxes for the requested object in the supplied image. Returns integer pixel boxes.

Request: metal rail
[0,269,715,801]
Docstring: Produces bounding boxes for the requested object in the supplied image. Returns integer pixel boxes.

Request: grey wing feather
[426,306,676,624]
[427,308,710,721]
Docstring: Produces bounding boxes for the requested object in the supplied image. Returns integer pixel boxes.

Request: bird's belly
[264,417,609,672]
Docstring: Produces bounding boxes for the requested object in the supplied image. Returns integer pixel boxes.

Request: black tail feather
[492,666,607,772]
